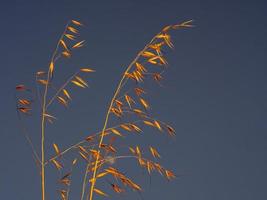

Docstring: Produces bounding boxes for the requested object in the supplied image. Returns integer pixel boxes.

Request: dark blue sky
[0,0,267,200]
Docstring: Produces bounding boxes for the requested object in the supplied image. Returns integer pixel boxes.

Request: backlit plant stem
[40,22,70,200]
[88,34,159,200]
[40,65,50,200]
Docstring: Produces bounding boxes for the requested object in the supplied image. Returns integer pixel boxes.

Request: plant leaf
[49,61,54,77]
[62,89,71,100]
[110,128,122,137]
[65,34,76,40]
[71,80,86,88]
[139,98,149,109]
[67,26,78,34]
[16,84,27,91]
[60,40,68,51]
[53,143,60,155]
[57,96,68,107]
[52,159,63,170]
[80,68,95,73]
[154,120,162,131]
[75,76,88,87]
[94,188,108,197]
[72,40,85,49]
[149,146,161,158]
[72,20,83,26]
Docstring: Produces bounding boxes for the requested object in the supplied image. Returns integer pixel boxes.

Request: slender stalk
[88,33,159,200]
[40,22,70,200]
[88,61,132,200]
[80,164,90,200]
[40,65,50,200]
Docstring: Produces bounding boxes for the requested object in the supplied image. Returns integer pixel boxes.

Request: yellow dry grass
[15,19,193,200]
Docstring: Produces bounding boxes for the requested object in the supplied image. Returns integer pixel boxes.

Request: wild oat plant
[15,19,193,200]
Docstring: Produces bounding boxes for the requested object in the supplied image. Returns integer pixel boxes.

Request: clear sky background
[0,0,267,200]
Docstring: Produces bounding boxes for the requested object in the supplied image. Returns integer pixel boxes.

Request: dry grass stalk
[15,19,193,200]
